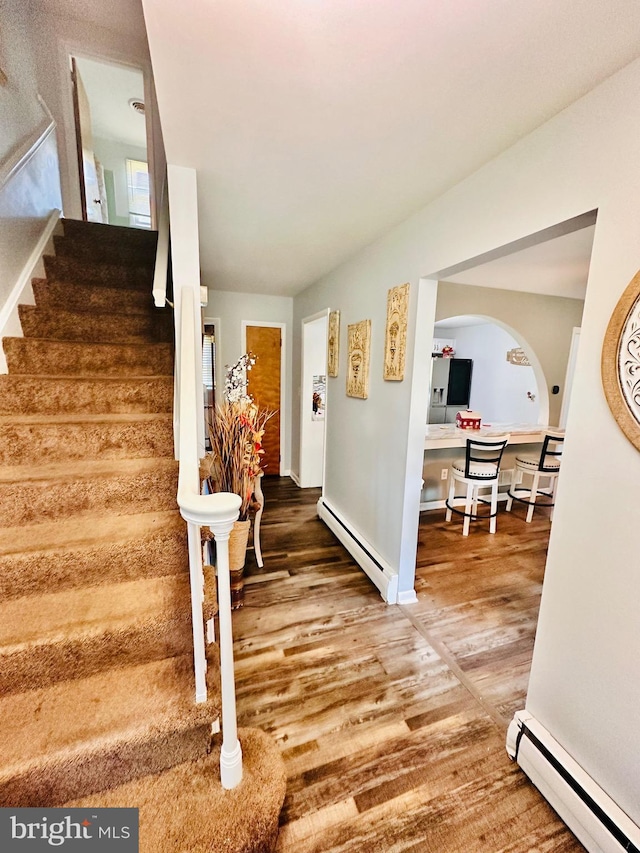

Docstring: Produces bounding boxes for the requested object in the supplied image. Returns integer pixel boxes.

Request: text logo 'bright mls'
[1,808,138,851]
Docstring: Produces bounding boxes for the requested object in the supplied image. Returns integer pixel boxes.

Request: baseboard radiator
[507,711,640,853]
[316,496,398,604]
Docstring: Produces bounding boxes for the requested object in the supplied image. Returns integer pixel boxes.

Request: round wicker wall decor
[601,269,640,451]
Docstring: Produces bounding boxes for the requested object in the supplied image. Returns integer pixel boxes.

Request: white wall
[294,56,640,823]
[437,323,540,424]
[0,0,46,163]
[298,314,327,487]
[205,289,294,473]
[0,2,62,370]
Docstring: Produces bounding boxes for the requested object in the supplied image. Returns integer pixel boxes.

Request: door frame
[299,309,329,489]
[59,41,158,225]
[559,326,581,429]
[241,320,287,476]
[202,315,223,405]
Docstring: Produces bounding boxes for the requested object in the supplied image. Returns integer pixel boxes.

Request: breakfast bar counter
[421,423,561,509]
[424,423,553,450]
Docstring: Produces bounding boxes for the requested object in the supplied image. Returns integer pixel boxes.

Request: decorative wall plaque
[347,320,371,399]
[384,283,410,381]
[602,269,640,451]
[328,310,340,377]
[506,347,531,366]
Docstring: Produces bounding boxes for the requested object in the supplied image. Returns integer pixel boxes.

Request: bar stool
[445,434,510,536]
[506,431,564,522]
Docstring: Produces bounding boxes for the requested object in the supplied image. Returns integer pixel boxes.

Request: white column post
[209,519,243,789]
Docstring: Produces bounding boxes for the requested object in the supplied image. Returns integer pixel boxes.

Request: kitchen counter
[421,424,563,508]
[424,423,558,450]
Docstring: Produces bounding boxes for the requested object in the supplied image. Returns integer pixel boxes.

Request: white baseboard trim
[289,471,301,487]
[317,496,399,605]
[0,208,61,373]
[397,589,418,604]
[507,710,640,853]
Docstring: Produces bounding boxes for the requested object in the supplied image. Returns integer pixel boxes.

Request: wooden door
[71,58,104,223]
[246,325,281,476]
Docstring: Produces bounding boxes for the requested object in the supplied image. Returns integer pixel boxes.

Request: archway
[430,313,546,426]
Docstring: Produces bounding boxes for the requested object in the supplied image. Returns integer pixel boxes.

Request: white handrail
[152,177,170,309]
[168,161,243,789]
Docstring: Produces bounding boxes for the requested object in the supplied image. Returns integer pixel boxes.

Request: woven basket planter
[229,519,250,608]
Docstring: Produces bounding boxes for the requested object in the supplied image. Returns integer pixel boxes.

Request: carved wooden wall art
[347,319,371,399]
[601,269,640,451]
[328,310,340,377]
[506,347,531,366]
[384,283,410,381]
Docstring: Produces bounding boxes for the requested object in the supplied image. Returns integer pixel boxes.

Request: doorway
[430,315,543,426]
[409,212,596,721]
[299,311,329,488]
[70,55,151,228]
[244,323,285,476]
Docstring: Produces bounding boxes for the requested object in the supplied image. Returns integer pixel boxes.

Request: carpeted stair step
[61,218,157,250]
[0,654,219,807]
[32,278,157,315]
[44,254,153,290]
[3,337,173,376]
[0,413,174,465]
[0,374,173,415]
[54,233,157,266]
[0,458,179,527]
[0,509,188,601]
[18,304,173,344]
[67,728,287,853]
[0,574,195,694]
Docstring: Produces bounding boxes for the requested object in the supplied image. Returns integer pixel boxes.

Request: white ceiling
[49,0,640,297]
[435,316,491,330]
[75,57,147,149]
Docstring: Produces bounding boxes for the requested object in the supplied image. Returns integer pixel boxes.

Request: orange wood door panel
[246,325,281,475]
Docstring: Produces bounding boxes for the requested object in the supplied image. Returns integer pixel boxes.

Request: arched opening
[429,313,546,426]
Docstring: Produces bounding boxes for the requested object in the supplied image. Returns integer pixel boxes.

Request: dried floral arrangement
[201,353,274,521]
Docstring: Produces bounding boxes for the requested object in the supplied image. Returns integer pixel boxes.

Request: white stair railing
[152,177,170,309]
[168,164,243,790]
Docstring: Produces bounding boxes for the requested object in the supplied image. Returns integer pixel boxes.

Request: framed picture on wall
[383,282,410,381]
[312,374,326,420]
[602,269,640,452]
[347,319,371,399]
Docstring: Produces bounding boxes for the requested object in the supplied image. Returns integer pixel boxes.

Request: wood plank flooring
[232,479,585,853]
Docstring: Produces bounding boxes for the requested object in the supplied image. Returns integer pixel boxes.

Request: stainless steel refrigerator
[428,357,473,423]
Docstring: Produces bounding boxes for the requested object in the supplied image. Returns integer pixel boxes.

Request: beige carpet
[0,218,285,850]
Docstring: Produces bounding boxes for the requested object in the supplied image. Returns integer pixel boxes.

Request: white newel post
[180,494,243,789]
[209,519,243,789]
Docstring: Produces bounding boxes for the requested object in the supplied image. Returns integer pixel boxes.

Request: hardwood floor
[233,479,585,852]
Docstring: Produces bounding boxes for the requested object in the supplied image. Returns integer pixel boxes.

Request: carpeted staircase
[0,219,285,851]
